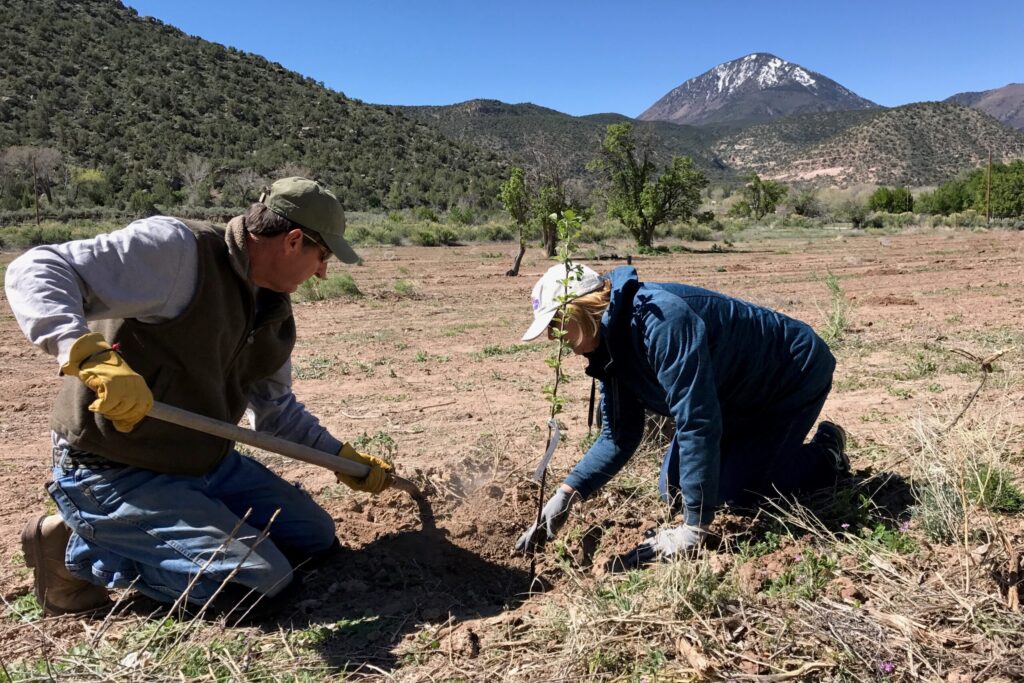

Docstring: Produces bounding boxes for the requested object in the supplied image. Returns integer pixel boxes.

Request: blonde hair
[554,280,611,346]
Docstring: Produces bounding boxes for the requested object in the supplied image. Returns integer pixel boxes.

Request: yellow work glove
[336,443,394,494]
[61,332,153,433]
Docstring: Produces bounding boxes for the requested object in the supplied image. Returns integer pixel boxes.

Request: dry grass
[5,399,1021,682]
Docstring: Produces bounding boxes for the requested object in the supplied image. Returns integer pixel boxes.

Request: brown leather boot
[21,514,111,615]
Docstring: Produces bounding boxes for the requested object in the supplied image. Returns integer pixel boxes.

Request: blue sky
[123,1,1022,117]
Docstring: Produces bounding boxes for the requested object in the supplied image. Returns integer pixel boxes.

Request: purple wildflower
[841,523,850,529]
[879,660,896,674]
[899,520,911,532]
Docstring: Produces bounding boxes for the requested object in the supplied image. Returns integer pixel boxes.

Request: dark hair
[245,203,294,235]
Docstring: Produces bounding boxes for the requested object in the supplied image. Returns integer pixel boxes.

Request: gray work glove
[620,524,708,568]
[514,487,578,554]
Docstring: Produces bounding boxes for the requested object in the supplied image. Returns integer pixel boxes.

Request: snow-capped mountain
[639,53,878,126]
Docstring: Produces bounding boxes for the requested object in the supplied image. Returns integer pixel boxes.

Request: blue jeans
[48,450,337,605]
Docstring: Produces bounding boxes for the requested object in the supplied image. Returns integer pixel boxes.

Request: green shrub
[447,206,475,225]
[968,464,1024,513]
[413,206,439,223]
[411,226,459,246]
[468,223,515,242]
[411,229,439,247]
[293,273,362,302]
[671,222,713,241]
[393,279,416,296]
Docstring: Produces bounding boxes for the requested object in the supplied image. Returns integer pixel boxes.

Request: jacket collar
[584,266,640,379]
[224,215,252,285]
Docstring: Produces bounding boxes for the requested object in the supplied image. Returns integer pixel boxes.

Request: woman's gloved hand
[621,524,708,567]
[514,486,579,553]
[335,443,394,494]
[61,332,153,433]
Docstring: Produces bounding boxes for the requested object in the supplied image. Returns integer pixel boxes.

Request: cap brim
[321,233,361,264]
[522,307,558,341]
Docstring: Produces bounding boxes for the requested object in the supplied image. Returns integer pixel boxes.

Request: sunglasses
[301,232,332,263]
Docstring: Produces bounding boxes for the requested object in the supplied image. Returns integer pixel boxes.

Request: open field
[1,228,1022,681]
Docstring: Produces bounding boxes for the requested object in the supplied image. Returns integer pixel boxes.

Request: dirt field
[1,228,1022,680]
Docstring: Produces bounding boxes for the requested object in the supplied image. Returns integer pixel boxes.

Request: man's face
[251,228,329,293]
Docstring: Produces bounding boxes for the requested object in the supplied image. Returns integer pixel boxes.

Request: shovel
[148,401,421,497]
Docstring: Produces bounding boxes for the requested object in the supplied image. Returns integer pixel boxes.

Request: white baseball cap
[522,263,604,341]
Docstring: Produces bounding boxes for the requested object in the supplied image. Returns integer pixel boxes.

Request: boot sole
[20,514,111,617]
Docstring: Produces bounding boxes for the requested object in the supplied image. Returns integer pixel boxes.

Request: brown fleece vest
[50,219,296,475]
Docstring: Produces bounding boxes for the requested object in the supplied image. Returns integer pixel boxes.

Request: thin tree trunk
[31,157,39,226]
[506,242,526,276]
[544,227,557,257]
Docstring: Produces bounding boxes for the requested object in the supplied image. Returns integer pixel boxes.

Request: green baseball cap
[260,177,360,264]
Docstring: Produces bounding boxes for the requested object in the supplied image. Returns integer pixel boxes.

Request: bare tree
[2,145,63,224]
[179,154,211,206]
[275,162,312,180]
[222,168,264,207]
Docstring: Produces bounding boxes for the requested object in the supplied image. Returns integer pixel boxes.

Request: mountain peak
[639,53,877,126]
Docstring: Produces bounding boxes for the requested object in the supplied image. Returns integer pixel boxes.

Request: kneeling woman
[515,263,848,562]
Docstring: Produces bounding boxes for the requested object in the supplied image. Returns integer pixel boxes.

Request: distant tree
[221,168,264,207]
[742,173,787,221]
[530,149,574,257]
[276,162,313,181]
[792,190,824,218]
[916,181,967,215]
[592,123,708,248]
[727,200,752,218]
[532,182,568,257]
[70,167,110,206]
[1,145,63,224]
[498,166,530,276]
[841,200,869,228]
[984,160,1024,218]
[180,154,211,206]
[869,186,913,213]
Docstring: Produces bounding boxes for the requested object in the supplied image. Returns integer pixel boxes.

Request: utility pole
[985,150,992,227]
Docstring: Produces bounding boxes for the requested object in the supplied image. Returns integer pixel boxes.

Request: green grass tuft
[819,271,850,345]
[294,273,362,302]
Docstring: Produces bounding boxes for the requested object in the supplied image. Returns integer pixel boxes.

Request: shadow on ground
[247,491,530,673]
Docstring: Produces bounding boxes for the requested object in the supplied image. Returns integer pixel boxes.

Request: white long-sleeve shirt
[4,216,342,454]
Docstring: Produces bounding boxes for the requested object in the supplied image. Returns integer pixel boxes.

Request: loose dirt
[1,228,1022,672]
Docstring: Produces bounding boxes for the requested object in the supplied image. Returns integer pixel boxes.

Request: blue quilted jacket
[563,266,835,525]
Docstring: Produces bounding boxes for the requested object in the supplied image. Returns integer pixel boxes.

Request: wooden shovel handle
[147,401,420,496]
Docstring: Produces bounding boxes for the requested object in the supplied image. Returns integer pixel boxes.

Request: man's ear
[283,227,304,252]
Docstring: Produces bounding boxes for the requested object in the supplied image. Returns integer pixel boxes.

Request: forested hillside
[399,100,737,187]
[0,0,508,211]
[714,102,1024,186]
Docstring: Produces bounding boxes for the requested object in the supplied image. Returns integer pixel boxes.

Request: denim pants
[659,379,835,513]
[48,449,337,605]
